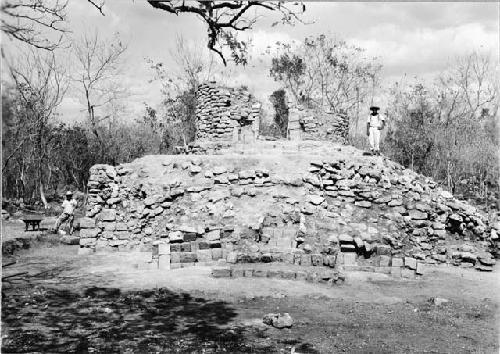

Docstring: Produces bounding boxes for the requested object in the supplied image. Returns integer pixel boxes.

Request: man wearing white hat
[54,191,78,235]
[366,106,385,155]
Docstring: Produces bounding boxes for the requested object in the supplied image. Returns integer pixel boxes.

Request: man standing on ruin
[54,191,78,235]
[366,106,385,155]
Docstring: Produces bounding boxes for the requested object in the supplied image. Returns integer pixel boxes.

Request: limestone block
[169,231,184,243]
[409,210,428,220]
[212,248,223,260]
[79,217,96,229]
[404,257,417,270]
[388,199,403,207]
[115,222,128,231]
[355,201,372,208]
[205,229,221,241]
[183,233,198,242]
[180,243,191,252]
[100,209,116,221]
[159,243,170,255]
[253,270,267,277]
[391,257,404,267]
[279,270,296,279]
[109,239,127,247]
[342,252,357,266]
[211,267,231,278]
[338,234,354,243]
[415,262,425,275]
[213,166,227,175]
[376,245,392,256]
[198,241,210,250]
[378,255,391,267]
[230,187,243,197]
[401,268,415,278]
[60,235,80,245]
[95,239,110,250]
[80,238,97,247]
[103,222,116,231]
[80,228,100,238]
[170,244,181,252]
[232,269,245,277]
[179,252,197,263]
[190,165,202,174]
[101,231,114,239]
[197,249,212,262]
[115,231,130,240]
[106,197,121,206]
[214,175,229,184]
[170,253,181,263]
[307,195,325,205]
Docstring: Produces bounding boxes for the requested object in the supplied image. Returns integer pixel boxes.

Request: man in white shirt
[366,106,385,155]
[54,191,78,235]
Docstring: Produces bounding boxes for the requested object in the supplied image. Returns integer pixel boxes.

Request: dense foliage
[385,53,499,206]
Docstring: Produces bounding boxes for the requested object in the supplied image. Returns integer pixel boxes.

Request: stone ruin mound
[80,141,499,277]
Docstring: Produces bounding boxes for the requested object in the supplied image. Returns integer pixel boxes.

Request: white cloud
[351,22,499,79]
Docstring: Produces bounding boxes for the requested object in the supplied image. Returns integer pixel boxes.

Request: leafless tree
[386,52,499,204]
[434,51,499,194]
[1,0,105,50]
[147,1,306,65]
[436,52,498,124]
[1,0,68,50]
[72,31,128,142]
[170,34,216,90]
[4,49,68,207]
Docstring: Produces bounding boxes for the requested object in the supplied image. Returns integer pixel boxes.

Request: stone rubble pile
[288,105,349,142]
[195,82,260,141]
[80,162,278,255]
[263,313,293,329]
[325,112,349,141]
[302,158,498,271]
[175,141,233,155]
[80,153,498,273]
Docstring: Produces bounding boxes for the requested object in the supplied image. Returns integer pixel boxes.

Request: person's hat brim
[369,106,380,111]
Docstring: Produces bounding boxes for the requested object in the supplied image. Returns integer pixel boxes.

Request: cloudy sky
[4,1,499,122]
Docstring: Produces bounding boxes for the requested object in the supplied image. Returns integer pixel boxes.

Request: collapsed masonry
[287,105,349,142]
[195,82,261,143]
[80,143,498,275]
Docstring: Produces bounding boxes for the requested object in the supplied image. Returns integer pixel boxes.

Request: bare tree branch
[72,30,128,143]
[87,0,105,15]
[147,0,306,65]
[1,0,106,50]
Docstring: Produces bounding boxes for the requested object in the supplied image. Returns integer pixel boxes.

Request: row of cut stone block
[211,265,346,285]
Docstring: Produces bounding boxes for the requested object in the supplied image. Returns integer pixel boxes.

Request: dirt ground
[2,240,499,353]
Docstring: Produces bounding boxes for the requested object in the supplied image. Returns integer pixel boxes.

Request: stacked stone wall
[195,82,261,141]
[288,105,349,142]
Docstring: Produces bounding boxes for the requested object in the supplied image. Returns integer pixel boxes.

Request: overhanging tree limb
[1,0,106,50]
[146,0,306,65]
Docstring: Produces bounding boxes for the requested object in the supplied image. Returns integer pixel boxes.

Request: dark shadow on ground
[3,284,313,353]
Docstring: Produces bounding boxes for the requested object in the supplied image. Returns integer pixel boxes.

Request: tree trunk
[40,182,49,209]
